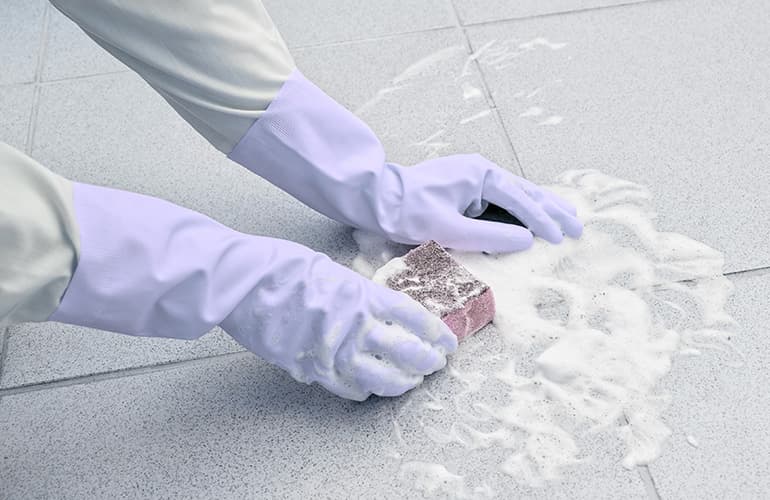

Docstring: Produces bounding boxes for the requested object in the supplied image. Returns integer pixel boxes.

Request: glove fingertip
[453,217,536,254]
[566,218,584,239]
[508,226,535,251]
[442,328,459,354]
[545,228,565,244]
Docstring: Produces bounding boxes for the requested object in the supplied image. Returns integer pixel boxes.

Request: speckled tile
[0,352,649,499]
[263,0,456,47]
[0,84,34,151]
[453,0,654,25]
[467,0,770,273]
[41,5,128,81]
[0,0,45,85]
[647,271,770,498]
[0,354,400,499]
[294,29,518,171]
[0,323,242,389]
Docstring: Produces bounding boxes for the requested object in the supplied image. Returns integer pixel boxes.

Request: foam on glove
[372,241,495,340]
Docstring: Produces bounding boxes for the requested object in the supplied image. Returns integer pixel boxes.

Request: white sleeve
[49,0,296,153]
[0,143,79,326]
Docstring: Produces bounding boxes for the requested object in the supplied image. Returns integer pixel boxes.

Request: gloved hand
[221,255,457,401]
[228,70,583,253]
[49,182,457,400]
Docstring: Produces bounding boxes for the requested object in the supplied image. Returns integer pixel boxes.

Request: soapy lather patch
[353,170,740,492]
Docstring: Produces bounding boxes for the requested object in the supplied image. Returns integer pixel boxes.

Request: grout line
[658,266,770,289]
[290,25,459,51]
[621,415,663,499]
[638,463,663,500]
[24,2,51,153]
[39,69,132,85]
[458,0,673,28]
[25,86,42,155]
[33,2,51,83]
[724,265,770,279]
[447,0,526,176]
[0,350,251,398]
[0,72,129,92]
[0,327,10,390]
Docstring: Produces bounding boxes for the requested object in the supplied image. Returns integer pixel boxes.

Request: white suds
[526,88,542,99]
[462,82,483,100]
[398,462,472,498]
[411,129,451,159]
[345,40,736,496]
[538,115,564,125]
[355,170,739,491]
[519,37,568,51]
[519,106,544,117]
[460,109,492,124]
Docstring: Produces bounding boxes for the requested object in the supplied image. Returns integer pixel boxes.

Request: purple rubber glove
[49,183,457,400]
[228,69,582,253]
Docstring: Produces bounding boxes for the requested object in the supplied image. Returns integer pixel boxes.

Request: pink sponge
[372,240,495,340]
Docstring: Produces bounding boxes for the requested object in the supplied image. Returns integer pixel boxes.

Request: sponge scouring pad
[372,240,495,340]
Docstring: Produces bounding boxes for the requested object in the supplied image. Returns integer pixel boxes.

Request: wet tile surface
[648,271,770,498]
[294,29,518,171]
[0,353,648,499]
[467,0,770,273]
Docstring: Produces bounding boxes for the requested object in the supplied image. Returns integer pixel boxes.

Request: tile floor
[1,0,768,498]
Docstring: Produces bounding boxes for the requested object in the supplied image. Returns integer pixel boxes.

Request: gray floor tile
[41,6,128,81]
[454,0,652,24]
[0,84,34,151]
[294,29,518,171]
[0,323,242,389]
[467,0,770,273]
[0,0,45,85]
[0,353,648,499]
[263,0,456,47]
[0,355,398,499]
[648,271,770,498]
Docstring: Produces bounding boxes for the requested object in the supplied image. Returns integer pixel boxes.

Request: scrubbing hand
[221,251,458,401]
[374,153,583,252]
[228,69,582,254]
[49,182,456,401]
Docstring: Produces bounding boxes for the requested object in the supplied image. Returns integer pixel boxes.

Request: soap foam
[355,170,740,491]
[349,39,737,495]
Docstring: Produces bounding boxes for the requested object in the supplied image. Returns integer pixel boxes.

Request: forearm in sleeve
[48,0,296,153]
[0,143,79,326]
